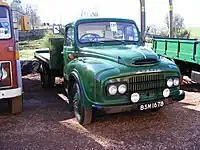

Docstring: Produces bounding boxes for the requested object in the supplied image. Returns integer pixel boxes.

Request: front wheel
[71,81,92,125]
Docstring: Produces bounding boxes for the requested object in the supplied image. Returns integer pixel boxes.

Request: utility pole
[140,0,145,45]
[169,0,173,37]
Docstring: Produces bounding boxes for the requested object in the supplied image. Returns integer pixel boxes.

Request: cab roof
[0,1,9,7]
[66,17,137,26]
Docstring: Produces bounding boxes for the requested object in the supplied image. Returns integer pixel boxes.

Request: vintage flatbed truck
[34,18,185,125]
[152,37,200,83]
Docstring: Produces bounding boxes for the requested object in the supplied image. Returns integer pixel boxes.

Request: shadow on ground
[1,74,200,149]
[181,82,200,93]
[0,74,105,149]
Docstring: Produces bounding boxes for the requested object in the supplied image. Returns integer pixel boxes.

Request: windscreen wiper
[91,41,104,46]
[112,40,126,45]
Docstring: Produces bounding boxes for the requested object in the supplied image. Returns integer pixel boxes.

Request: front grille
[128,73,165,92]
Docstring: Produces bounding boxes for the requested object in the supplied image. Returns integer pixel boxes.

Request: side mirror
[53,25,60,34]
[53,24,65,35]
[21,16,31,31]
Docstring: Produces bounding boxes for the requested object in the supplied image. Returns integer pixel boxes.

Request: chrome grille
[129,73,165,92]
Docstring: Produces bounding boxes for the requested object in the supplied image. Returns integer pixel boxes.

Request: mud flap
[9,95,23,114]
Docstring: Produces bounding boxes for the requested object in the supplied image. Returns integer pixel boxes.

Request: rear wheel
[9,96,23,114]
[70,81,92,125]
[40,64,55,89]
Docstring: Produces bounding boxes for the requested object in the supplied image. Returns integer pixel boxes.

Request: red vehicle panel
[0,1,23,114]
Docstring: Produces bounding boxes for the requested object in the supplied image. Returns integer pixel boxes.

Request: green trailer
[152,37,200,83]
[34,18,185,125]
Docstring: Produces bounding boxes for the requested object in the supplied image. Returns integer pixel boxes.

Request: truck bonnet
[81,45,159,66]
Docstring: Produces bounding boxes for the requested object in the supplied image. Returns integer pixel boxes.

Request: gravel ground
[1,73,200,150]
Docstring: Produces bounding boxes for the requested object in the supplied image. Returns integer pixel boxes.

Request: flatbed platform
[34,49,50,64]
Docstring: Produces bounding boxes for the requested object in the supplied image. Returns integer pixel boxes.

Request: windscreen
[0,6,11,39]
[78,21,139,44]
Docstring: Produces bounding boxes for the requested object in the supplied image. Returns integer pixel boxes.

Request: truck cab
[0,1,29,113]
[35,18,185,125]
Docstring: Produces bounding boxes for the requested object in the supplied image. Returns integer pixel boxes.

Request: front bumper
[92,90,185,114]
[0,87,22,99]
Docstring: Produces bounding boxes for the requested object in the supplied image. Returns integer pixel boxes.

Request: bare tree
[11,0,24,24]
[165,13,190,38]
[149,25,159,35]
[25,4,41,30]
[81,7,99,18]
[148,25,168,37]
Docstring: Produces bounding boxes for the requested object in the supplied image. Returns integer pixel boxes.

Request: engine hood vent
[133,58,159,65]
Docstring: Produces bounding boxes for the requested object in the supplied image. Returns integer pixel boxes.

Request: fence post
[140,0,146,45]
[169,0,173,37]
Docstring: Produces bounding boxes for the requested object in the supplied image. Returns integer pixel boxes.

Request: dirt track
[1,73,200,150]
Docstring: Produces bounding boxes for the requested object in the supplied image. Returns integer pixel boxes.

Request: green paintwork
[64,44,180,107]
[35,18,184,111]
[152,38,200,64]
[62,18,183,109]
[49,38,64,72]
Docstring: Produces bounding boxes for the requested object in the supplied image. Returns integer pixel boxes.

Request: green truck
[152,37,200,83]
[34,18,185,125]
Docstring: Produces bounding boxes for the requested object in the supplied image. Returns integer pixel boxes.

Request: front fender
[65,58,115,107]
[68,70,92,109]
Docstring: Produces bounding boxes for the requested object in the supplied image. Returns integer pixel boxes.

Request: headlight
[108,85,117,95]
[167,78,173,87]
[173,78,179,86]
[118,84,127,94]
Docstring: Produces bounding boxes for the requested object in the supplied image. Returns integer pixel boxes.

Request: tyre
[9,96,23,114]
[48,72,55,88]
[40,72,49,89]
[40,64,55,89]
[64,79,73,112]
[70,81,92,125]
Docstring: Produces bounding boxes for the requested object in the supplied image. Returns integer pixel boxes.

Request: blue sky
[6,0,200,27]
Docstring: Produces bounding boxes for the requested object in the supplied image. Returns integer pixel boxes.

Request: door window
[0,6,11,39]
[66,27,74,46]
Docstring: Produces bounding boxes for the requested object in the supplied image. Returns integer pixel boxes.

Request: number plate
[139,101,165,111]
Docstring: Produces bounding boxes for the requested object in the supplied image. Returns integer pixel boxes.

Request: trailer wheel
[40,71,49,89]
[71,81,92,125]
[9,95,23,114]
[40,64,55,89]
[48,73,55,88]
